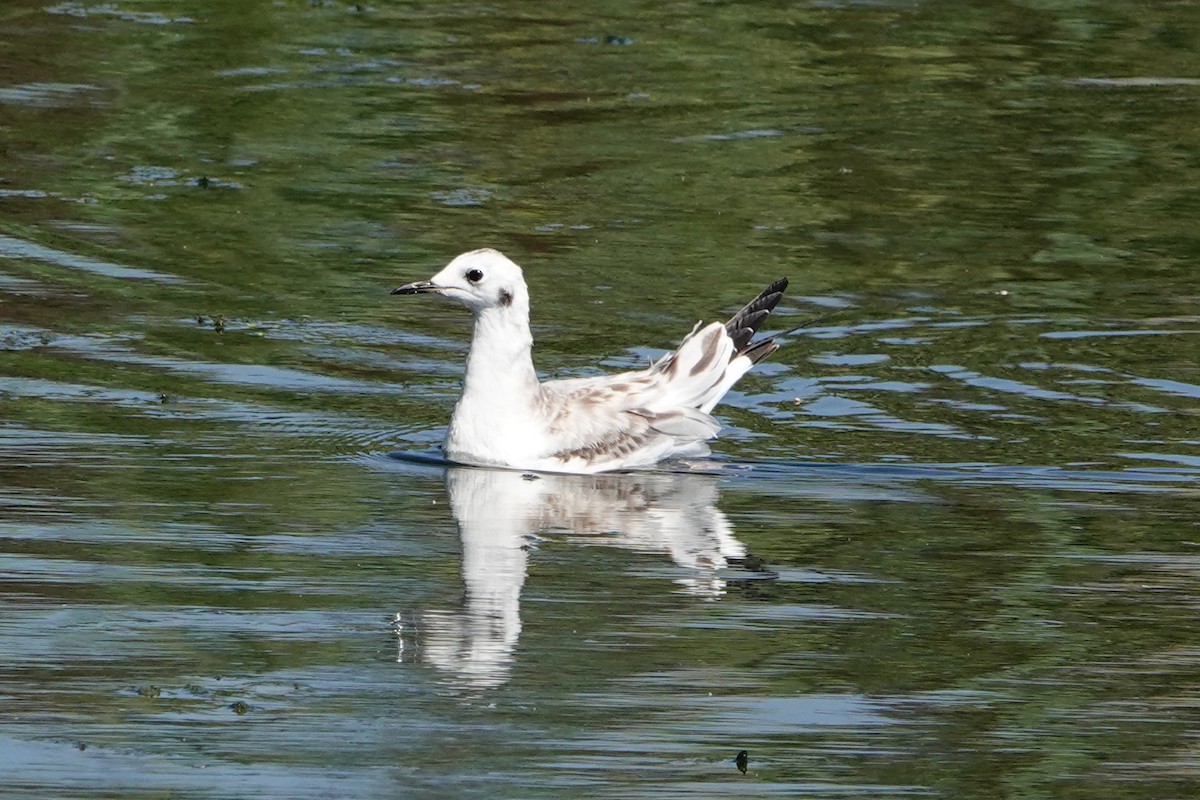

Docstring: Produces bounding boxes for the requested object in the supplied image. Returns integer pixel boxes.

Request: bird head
[393,248,528,315]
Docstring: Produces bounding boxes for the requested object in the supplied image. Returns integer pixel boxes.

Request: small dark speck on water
[741,553,768,572]
[521,473,540,481]
[230,701,249,715]
[196,176,210,188]
[735,750,748,774]
[136,685,161,698]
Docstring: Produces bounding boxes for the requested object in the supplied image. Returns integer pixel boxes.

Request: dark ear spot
[499,289,513,307]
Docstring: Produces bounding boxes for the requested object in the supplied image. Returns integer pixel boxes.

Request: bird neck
[462,303,539,399]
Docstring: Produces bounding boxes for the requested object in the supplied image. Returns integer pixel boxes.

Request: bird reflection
[398,466,757,688]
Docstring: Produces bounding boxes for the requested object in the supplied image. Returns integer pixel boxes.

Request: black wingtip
[724,277,789,356]
[740,337,779,366]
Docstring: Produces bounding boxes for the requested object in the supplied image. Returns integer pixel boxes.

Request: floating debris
[195,315,227,333]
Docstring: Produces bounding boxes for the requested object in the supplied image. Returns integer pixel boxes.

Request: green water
[3,1,1200,798]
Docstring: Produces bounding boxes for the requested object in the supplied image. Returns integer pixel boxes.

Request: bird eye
[466,269,484,283]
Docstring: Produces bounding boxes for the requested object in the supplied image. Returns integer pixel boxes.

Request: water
[3,1,1200,797]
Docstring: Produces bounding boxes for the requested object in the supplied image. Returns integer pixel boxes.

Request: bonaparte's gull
[393,248,788,473]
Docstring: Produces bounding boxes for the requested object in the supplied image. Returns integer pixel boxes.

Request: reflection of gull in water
[400,466,758,689]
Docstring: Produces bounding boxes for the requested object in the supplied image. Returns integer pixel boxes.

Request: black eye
[466,269,484,283]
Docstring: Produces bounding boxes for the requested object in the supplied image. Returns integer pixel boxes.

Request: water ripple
[0,234,185,284]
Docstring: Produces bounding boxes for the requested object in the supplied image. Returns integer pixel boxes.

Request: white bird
[393,248,788,474]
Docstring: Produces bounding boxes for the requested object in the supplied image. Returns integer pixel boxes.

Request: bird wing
[534,278,789,471]
[535,374,719,471]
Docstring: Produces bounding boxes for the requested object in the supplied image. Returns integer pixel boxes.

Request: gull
[393,248,788,474]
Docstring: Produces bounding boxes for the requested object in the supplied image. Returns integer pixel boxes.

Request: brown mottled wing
[537,377,718,469]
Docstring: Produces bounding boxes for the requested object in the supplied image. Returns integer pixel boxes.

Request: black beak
[391,280,440,295]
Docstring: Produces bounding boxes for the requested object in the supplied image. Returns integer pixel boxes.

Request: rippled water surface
[3,1,1200,798]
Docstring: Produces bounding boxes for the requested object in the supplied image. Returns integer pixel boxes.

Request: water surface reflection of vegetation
[3,1,1200,798]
